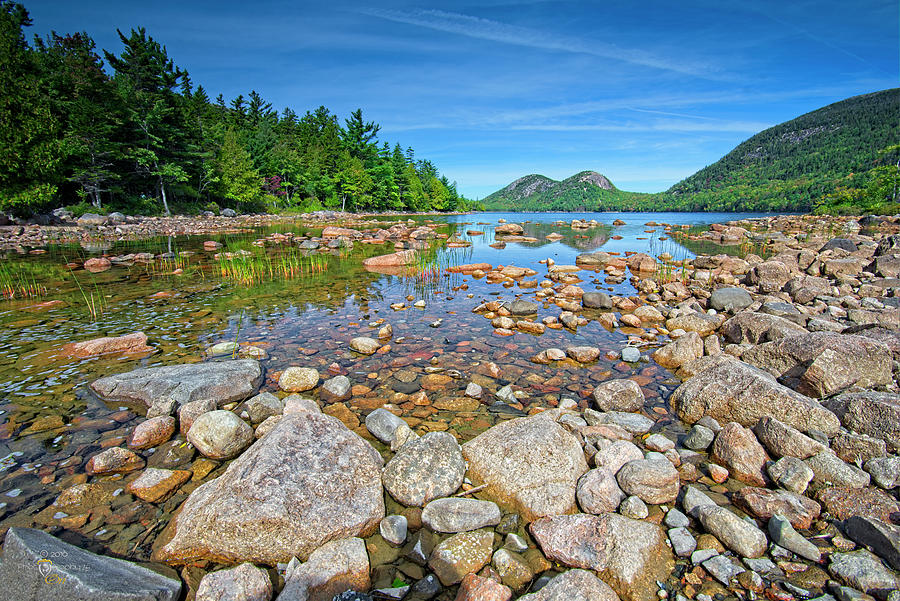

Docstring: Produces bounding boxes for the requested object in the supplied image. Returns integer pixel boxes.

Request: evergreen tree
[105,27,193,215]
[0,1,62,213]
[35,31,122,208]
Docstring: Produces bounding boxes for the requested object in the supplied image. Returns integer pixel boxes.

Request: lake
[0,210,775,566]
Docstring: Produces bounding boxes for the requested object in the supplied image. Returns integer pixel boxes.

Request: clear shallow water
[0,211,775,563]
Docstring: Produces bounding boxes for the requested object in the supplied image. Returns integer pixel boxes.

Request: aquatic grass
[216,247,328,286]
[0,263,48,300]
[64,263,106,320]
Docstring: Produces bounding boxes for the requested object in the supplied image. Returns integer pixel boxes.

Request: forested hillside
[483,170,654,211]
[0,2,474,216]
[484,90,898,213]
[662,89,899,212]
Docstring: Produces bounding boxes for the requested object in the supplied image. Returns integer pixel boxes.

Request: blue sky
[26,0,899,199]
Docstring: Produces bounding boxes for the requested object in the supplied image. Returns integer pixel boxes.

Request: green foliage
[215,127,263,207]
[0,2,62,214]
[0,8,469,215]
[814,144,900,215]
[664,89,899,212]
[484,91,898,214]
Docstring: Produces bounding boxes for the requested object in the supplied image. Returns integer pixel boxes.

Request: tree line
[0,2,477,216]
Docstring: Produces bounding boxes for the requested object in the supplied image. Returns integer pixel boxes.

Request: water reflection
[0,210,778,559]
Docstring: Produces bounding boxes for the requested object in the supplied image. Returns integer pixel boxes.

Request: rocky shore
[2,213,900,601]
[0,210,470,251]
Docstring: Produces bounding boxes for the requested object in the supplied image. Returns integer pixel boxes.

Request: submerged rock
[154,412,384,565]
[91,359,262,407]
[63,331,155,358]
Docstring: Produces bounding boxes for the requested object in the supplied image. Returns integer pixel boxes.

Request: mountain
[482,170,648,211]
[664,88,899,211]
[483,88,898,213]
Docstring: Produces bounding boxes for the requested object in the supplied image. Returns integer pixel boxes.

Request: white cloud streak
[360,7,723,79]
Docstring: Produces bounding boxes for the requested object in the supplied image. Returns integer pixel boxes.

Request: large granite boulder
[824,391,900,451]
[382,431,465,507]
[153,412,384,565]
[530,513,672,601]
[91,359,262,407]
[721,312,806,344]
[517,569,619,601]
[462,413,588,521]
[0,527,181,601]
[279,537,369,601]
[741,332,893,398]
[670,356,840,436]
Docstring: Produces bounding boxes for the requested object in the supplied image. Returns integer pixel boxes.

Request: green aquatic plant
[0,262,48,300]
[216,246,328,286]
[64,261,106,320]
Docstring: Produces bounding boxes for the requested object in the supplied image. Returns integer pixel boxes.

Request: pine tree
[35,31,122,208]
[105,27,193,215]
[0,2,62,213]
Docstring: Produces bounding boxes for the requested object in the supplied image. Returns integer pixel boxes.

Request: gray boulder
[279,537,369,601]
[842,516,900,570]
[77,212,108,227]
[382,431,465,507]
[582,292,613,309]
[828,549,900,600]
[709,287,753,313]
[462,413,588,521]
[195,563,271,601]
[806,451,871,488]
[824,391,900,451]
[530,513,673,601]
[0,527,180,601]
[576,468,625,514]
[670,355,840,436]
[721,312,806,344]
[753,416,827,459]
[186,410,254,460]
[616,455,679,504]
[508,299,539,315]
[91,359,262,407]
[517,569,619,601]
[768,514,821,561]
[154,412,384,564]
[364,408,407,444]
[741,332,893,398]
[421,497,501,533]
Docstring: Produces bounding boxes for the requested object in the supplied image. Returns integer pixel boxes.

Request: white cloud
[360,7,723,79]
